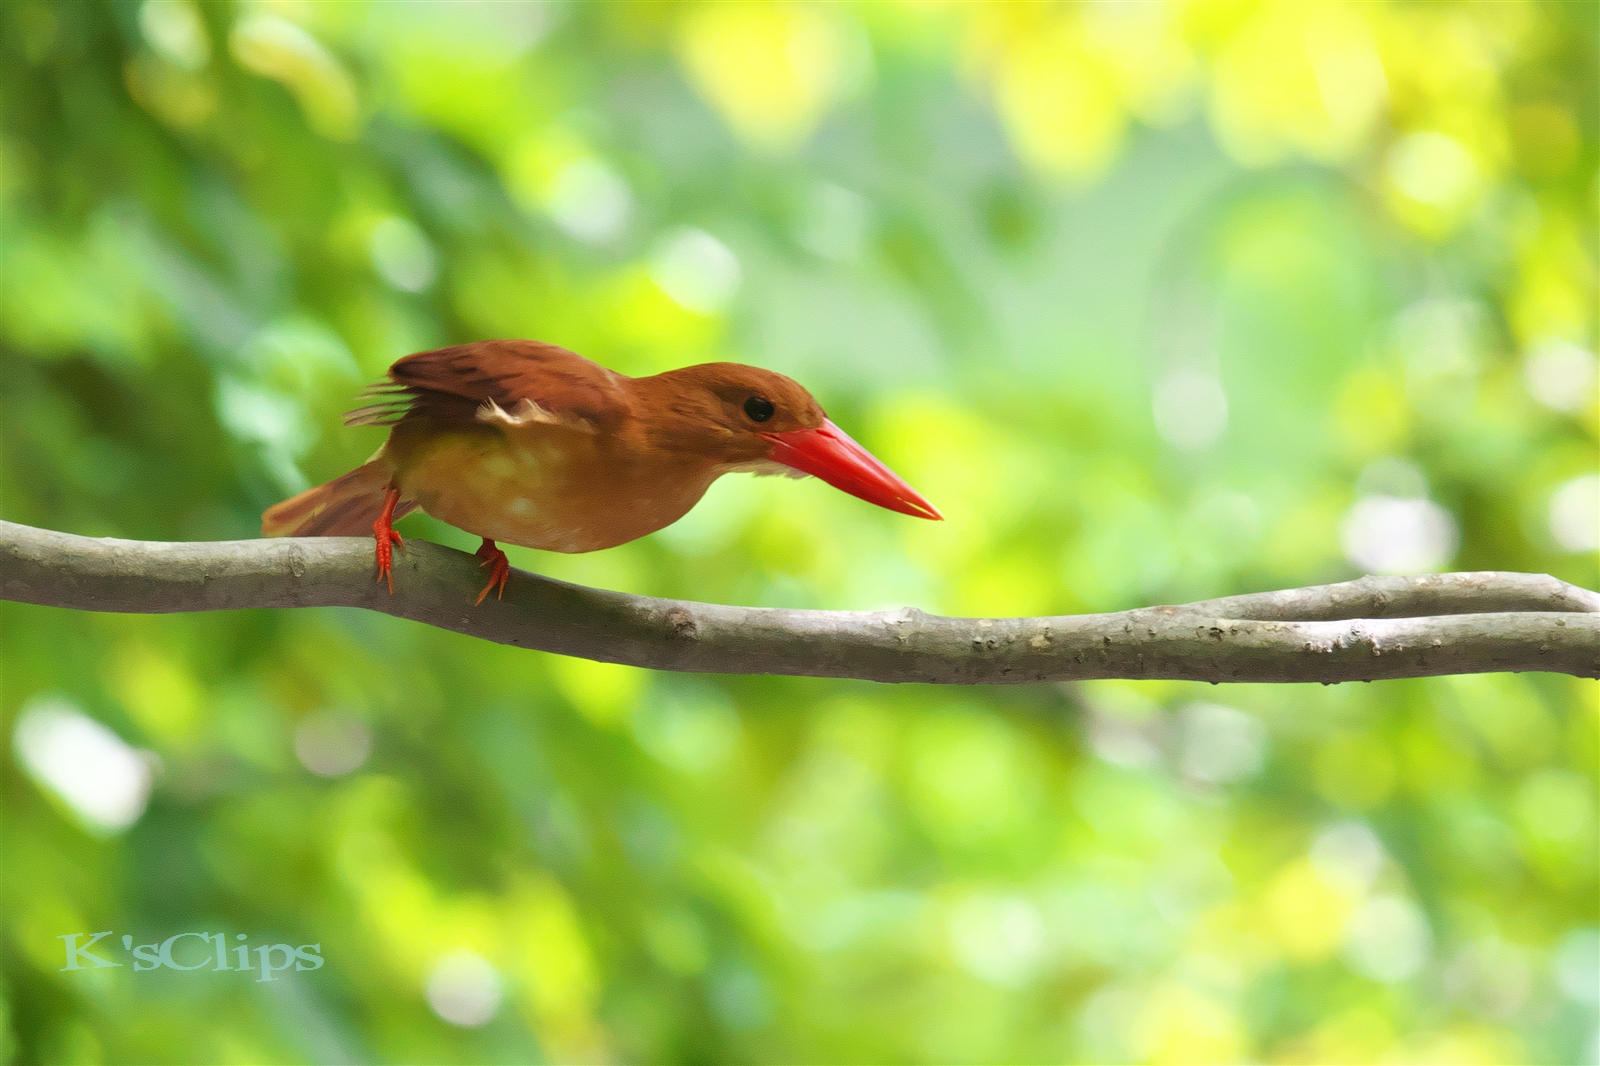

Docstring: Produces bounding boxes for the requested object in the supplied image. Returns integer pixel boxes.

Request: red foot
[373,486,405,593]
[474,538,510,605]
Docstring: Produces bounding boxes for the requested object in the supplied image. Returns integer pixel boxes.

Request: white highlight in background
[547,158,631,243]
[1152,367,1228,451]
[1524,339,1598,414]
[650,228,741,315]
[1344,896,1432,982]
[1549,473,1599,553]
[1086,712,1161,771]
[13,695,154,835]
[294,710,371,777]
[1340,495,1459,574]
[948,894,1044,987]
[426,950,503,1027]
[1178,702,1266,784]
[1554,928,1600,1005]
[1311,821,1385,893]
[369,217,437,293]
[139,0,212,70]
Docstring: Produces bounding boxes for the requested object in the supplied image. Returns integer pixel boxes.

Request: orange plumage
[263,340,940,603]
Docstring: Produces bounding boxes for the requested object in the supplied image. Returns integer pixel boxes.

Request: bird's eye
[744,396,775,423]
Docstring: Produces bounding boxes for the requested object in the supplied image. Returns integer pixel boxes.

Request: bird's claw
[373,486,405,594]
[474,540,510,605]
[373,526,403,593]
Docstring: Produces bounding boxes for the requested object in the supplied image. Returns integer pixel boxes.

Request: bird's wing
[345,339,629,432]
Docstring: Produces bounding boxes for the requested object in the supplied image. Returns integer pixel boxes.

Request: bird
[262,339,941,604]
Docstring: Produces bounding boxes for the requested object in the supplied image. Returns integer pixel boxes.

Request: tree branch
[2,520,1595,683]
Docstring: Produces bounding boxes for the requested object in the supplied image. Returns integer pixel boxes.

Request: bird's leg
[372,485,405,593]
[474,538,511,605]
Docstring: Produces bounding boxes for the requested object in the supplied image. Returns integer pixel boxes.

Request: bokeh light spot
[1549,474,1599,553]
[1553,928,1600,1005]
[1344,896,1432,983]
[425,950,503,1028]
[1340,495,1459,574]
[368,217,438,293]
[1152,367,1229,451]
[1310,821,1385,893]
[294,710,372,777]
[1524,339,1598,414]
[547,159,631,244]
[139,0,211,71]
[649,229,741,316]
[1179,702,1266,785]
[677,4,851,151]
[948,893,1044,987]
[13,695,154,835]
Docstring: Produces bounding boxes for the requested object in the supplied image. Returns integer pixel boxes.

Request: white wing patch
[476,397,595,433]
[477,397,558,426]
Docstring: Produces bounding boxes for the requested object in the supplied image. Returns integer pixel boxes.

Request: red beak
[761,419,943,521]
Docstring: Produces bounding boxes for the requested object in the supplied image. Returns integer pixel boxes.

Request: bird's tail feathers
[261,459,415,537]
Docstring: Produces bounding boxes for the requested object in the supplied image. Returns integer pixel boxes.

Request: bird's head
[641,362,942,520]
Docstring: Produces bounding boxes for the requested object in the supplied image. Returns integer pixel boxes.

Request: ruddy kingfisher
[262,339,942,603]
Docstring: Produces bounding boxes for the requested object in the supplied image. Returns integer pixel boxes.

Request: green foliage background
[2,2,1596,1063]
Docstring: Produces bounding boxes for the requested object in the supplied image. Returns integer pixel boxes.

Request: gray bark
[2,520,1595,683]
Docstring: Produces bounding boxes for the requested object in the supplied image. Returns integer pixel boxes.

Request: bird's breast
[389,424,713,553]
